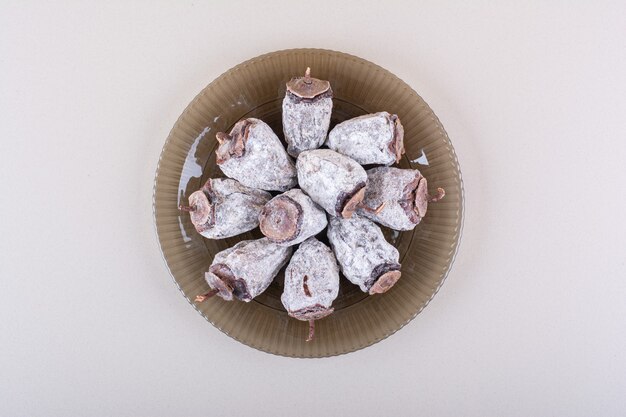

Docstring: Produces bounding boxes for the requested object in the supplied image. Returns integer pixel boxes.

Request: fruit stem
[304,67,312,84]
[194,288,219,303]
[306,320,315,342]
[179,205,196,212]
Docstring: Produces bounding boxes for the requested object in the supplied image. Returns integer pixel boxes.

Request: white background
[2,1,625,416]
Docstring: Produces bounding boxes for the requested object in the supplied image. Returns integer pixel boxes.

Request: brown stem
[428,188,446,203]
[306,320,315,342]
[194,288,219,303]
[179,204,196,212]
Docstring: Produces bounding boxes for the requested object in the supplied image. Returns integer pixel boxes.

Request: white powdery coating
[218,118,297,191]
[358,167,422,231]
[281,237,339,315]
[296,149,367,216]
[326,112,396,165]
[199,178,271,239]
[327,215,399,293]
[209,238,292,300]
[282,95,332,157]
[276,188,328,246]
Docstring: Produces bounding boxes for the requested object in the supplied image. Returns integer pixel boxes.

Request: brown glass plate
[153,49,464,357]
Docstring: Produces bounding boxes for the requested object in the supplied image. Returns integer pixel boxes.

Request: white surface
[2,1,625,416]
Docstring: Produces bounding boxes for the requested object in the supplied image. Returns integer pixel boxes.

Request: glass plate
[153,48,464,357]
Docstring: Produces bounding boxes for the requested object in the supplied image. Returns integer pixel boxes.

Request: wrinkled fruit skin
[205,238,292,302]
[282,90,333,157]
[216,118,297,191]
[281,237,339,320]
[188,178,271,239]
[326,112,404,165]
[296,149,367,218]
[327,215,401,294]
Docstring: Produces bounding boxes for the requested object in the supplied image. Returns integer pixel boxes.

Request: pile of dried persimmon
[180,68,444,341]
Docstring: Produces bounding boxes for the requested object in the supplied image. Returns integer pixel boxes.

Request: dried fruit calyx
[339,185,366,219]
[286,67,331,99]
[260,189,328,246]
[205,263,249,301]
[259,195,303,243]
[368,263,402,295]
[182,189,214,230]
[403,177,446,222]
[215,119,253,163]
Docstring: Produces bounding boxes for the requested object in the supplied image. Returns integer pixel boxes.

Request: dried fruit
[184,70,431,341]
[296,149,367,218]
[281,237,339,341]
[282,68,333,157]
[357,167,445,231]
[180,178,271,239]
[327,215,401,295]
[216,118,297,191]
[326,112,404,165]
[259,188,327,246]
[195,238,292,303]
